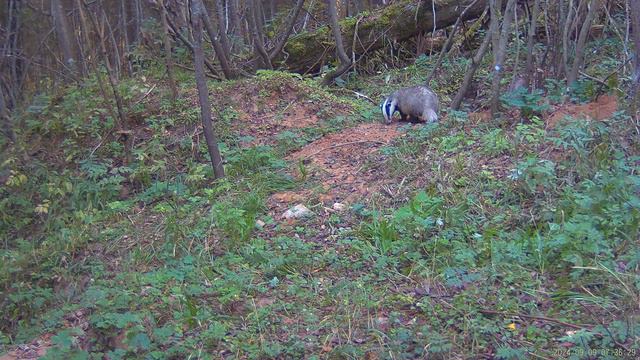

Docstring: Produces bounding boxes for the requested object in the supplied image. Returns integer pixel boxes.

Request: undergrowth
[1,49,639,359]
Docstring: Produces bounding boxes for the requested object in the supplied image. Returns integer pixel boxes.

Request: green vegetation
[2,38,640,360]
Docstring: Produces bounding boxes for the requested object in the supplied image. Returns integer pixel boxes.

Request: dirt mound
[547,95,617,129]
[217,80,350,146]
[282,123,403,204]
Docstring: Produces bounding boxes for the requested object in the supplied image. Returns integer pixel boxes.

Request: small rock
[255,219,266,228]
[332,202,346,211]
[282,204,313,219]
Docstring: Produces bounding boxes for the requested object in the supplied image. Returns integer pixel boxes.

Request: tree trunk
[269,0,306,61]
[451,28,492,110]
[74,0,89,77]
[198,0,236,78]
[131,0,142,45]
[426,0,483,85]
[103,9,122,79]
[51,0,77,79]
[160,0,178,101]
[228,0,246,43]
[567,0,600,86]
[165,14,222,78]
[191,0,225,179]
[562,0,576,81]
[121,0,133,76]
[490,0,517,116]
[214,0,233,58]
[282,0,489,72]
[524,0,541,89]
[85,1,127,131]
[5,0,23,109]
[0,83,16,143]
[322,0,353,85]
[256,0,267,33]
[629,0,640,115]
[248,0,272,69]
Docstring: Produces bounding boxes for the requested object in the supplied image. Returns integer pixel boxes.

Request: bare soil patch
[220,82,348,146]
[276,123,404,205]
[547,95,618,129]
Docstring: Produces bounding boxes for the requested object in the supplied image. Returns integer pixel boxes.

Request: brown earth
[547,94,618,129]
[3,81,620,358]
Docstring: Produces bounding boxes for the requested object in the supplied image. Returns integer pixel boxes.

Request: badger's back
[392,86,439,122]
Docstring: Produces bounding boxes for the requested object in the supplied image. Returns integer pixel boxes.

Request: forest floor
[2,69,637,359]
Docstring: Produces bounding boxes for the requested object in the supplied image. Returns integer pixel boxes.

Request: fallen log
[280,0,489,72]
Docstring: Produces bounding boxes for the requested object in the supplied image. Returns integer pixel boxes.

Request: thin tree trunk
[269,0,305,61]
[74,0,89,77]
[552,0,564,77]
[102,9,122,79]
[121,0,133,76]
[269,0,276,19]
[166,14,222,78]
[256,0,267,33]
[248,0,272,68]
[629,0,640,115]
[524,0,541,89]
[159,0,178,101]
[74,0,117,122]
[490,0,517,116]
[85,1,127,130]
[51,0,77,79]
[451,28,492,110]
[490,0,503,61]
[0,83,16,143]
[302,0,315,30]
[5,0,22,109]
[425,0,482,85]
[214,0,233,58]
[191,0,225,179]
[198,0,236,78]
[322,0,353,85]
[510,4,521,87]
[131,0,141,45]
[228,0,246,42]
[562,0,575,81]
[567,0,600,86]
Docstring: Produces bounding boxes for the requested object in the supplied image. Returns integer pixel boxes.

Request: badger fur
[381,86,439,124]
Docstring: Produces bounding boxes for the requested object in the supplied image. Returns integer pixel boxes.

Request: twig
[579,56,633,95]
[578,301,631,353]
[352,91,376,104]
[132,83,158,107]
[333,88,377,104]
[301,140,388,160]
[579,70,609,87]
[351,16,362,70]
[88,138,105,158]
[480,309,593,330]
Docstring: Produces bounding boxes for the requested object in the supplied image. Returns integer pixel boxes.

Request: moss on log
[281,0,488,72]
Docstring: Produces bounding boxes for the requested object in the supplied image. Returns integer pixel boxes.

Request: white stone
[332,202,346,211]
[282,204,313,219]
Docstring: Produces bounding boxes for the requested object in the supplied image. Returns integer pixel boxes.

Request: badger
[381,85,439,124]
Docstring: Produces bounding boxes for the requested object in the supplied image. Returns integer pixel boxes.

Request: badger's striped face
[381,98,395,124]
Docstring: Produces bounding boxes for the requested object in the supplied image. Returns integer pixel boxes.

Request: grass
[1,53,640,359]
